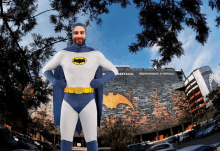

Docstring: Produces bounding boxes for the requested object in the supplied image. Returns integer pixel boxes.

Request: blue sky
[19,0,220,82]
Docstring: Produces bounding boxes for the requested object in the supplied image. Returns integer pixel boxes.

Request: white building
[185,66,218,117]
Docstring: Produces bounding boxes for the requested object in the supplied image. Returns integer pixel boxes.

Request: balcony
[190,97,204,108]
[185,81,197,94]
[194,109,206,117]
[189,91,201,103]
[191,103,205,113]
[187,85,200,97]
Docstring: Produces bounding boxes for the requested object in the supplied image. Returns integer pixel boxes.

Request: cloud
[148,19,219,79]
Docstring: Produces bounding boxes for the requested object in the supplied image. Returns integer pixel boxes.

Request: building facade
[185,66,219,118]
[94,65,189,141]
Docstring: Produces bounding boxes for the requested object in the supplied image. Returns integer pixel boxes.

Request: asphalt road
[172,130,220,149]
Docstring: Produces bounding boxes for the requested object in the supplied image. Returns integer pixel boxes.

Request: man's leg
[60,100,79,151]
[79,99,98,151]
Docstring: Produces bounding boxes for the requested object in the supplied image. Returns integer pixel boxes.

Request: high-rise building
[184,66,219,118]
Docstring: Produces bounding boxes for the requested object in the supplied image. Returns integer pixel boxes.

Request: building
[94,65,190,142]
[184,66,219,118]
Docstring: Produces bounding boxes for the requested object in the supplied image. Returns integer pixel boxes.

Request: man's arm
[90,51,118,88]
[42,51,66,88]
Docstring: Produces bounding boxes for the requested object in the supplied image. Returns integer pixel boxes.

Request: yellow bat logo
[103,93,135,110]
[72,57,87,65]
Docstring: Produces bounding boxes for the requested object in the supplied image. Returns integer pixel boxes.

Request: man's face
[73,26,86,45]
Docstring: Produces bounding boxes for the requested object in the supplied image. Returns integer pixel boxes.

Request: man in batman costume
[42,23,118,151]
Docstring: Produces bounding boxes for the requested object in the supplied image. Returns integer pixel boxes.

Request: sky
[19,0,220,82]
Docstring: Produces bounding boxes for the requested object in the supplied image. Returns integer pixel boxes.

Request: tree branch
[32,8,56,19]
[0,0,33,83]
[8,8,56,21]
[30,38,68,58]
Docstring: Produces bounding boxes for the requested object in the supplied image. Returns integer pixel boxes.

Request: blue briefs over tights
[63,93,95,114]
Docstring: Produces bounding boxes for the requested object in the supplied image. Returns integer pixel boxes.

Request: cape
[53,36,103,136]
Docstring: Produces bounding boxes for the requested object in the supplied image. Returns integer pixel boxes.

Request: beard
[74,38,85,45]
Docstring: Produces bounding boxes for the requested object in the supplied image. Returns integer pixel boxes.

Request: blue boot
[61,139,72,151]
[86,140,98,151]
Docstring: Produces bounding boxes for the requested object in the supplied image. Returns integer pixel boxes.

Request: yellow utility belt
[64,87,94,94]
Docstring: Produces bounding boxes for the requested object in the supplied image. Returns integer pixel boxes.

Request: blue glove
[90,79,102,89]
[43,70,66,89]
[90,70,115,88]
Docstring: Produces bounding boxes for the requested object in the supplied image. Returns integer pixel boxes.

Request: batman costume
[42,23,118,151]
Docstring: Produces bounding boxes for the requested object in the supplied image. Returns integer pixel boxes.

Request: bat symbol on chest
[72,57,87,65]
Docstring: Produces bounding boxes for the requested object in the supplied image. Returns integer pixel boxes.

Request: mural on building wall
[93,70,189,137]
[103,93,135,110]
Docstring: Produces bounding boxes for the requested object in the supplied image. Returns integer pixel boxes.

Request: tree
[178,94,194,127]
[206,86,220,111]
[0,0,60,134]
[100,115,139,151]
[151,59,165,69]
[30,109,55,141]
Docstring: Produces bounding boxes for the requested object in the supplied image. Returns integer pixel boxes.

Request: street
[172,130,220,149]
[70,130,220,150]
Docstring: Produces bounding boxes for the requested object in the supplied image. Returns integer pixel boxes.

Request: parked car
[182,129,198,142]
[54,144,60,149]
[127,142,151,151]
[146,143,174,151]
[177,144,216,151]
[13,135,39,151]
[210,142,220,149]
[32,140,55,151]
[195,123,210,138]
[167,136,176,143]
[151,149,176,151]
[203,120,219,136]
[0,127,18,148]
[51,144,61,149]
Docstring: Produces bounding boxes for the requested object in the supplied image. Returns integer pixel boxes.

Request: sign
[102,72,175,76]
[139,72,174,75]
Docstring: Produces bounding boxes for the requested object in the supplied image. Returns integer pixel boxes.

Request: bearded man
[42,23,118,151]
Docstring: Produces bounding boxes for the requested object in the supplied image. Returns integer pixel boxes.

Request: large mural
[75,68,188,137]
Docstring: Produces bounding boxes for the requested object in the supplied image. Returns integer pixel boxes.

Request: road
[172,130,220,149]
